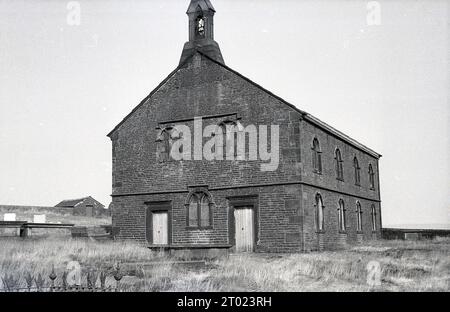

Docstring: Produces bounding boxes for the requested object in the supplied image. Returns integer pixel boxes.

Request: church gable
[109,51,303,195]
[109,0,382,253]
[108,51,301,141]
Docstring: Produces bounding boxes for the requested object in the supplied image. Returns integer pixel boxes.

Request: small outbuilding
[382,227,450,241]
[55,196,106,217]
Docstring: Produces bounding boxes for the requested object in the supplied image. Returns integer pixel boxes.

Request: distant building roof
[55,196,104,208]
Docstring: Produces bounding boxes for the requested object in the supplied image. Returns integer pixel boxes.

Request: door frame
[227,195,259,251]
[145,201,172,245]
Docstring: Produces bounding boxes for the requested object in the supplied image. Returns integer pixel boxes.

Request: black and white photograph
[0,0,449,305]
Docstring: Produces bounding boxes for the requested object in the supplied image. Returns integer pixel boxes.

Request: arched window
[196,16,205,36]
[200,195,211,227]
[219,120,238,160]
[195,6,206,38]
[354,157,361,186]
[356,202,363,232]
[186,191,213,229]
[188,194,199,227]
[335,149,344,180]
[312,138,322,173]
[338,199,346,232]
[369,164,375,190]
[315,194,325,232]
[371,205,377,231]
[156,128,172,163]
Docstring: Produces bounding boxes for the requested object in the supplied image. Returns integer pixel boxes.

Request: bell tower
[180,0,225,65]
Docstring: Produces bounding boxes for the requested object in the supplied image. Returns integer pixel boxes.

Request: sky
[0,0,448,227]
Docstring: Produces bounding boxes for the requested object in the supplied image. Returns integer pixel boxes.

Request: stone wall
[109,52,381,252]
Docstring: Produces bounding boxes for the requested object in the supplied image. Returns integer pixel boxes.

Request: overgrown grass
[0,238,449,292]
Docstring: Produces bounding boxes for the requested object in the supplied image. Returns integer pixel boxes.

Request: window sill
[313,170,322,175]
[338,231,348,235]
[148,244,232,250]
[356,231,363,234]
[355,184,361,187]
[185,226,213,231]
[316,230,325,234]
[336,178,345,182]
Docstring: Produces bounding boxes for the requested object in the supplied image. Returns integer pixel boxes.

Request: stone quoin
[108,0,382,254]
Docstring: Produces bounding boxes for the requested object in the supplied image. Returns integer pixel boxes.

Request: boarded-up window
[335,149,344,180]
[338,199,346,232]
[371,205,377,231]
[316,194,324,231]
[188,194,198,227]
[200,195,211,227]
[312,138,322,173]
[186,191,213,229]
[156,129,172,162]
[369,164,375,190]
[356,202,363,232]
[354,157,361,186]
[220,121,238,160]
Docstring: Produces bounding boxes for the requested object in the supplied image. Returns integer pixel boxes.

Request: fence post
[25,272,33,292]
[49,266,57,292]
[113,263,123,292]
[100,270,107,291]
[62,271,68,292]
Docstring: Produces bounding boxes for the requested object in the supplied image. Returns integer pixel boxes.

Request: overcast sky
[0,0,448,227]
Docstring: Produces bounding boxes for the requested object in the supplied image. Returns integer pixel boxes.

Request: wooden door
[152,212,168,245]
[234,207,254,252]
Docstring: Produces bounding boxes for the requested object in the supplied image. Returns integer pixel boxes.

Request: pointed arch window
[369,164,375,190]
[219,120,238,160]
[354,157,361,186]
[338,199,346,232]
[195,6,206,38]
[371,205,377,231]
[200,195,211,227]
[356,202,363,232]
[156,128,172,163]
[312,138,322,174]
[188,194,199,227]
[186,191,213,229]
[196,16,205,36]
[315,194,325,232]
[335,149,344,181]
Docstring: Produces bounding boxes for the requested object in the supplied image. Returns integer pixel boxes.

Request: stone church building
[108,0,382,253]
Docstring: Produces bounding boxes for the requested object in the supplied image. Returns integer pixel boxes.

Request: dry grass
[0,237,449,292]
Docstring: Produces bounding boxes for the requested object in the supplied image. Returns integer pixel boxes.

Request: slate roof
[187,0,216,13]
[55,196,104,208]
[107,51,381,159]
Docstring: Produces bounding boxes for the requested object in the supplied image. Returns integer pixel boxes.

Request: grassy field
[0,237,449,292]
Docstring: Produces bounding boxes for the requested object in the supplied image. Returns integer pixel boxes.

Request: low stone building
[383,227,450,240]
[108,0,382,253]
[55,196,106,217]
